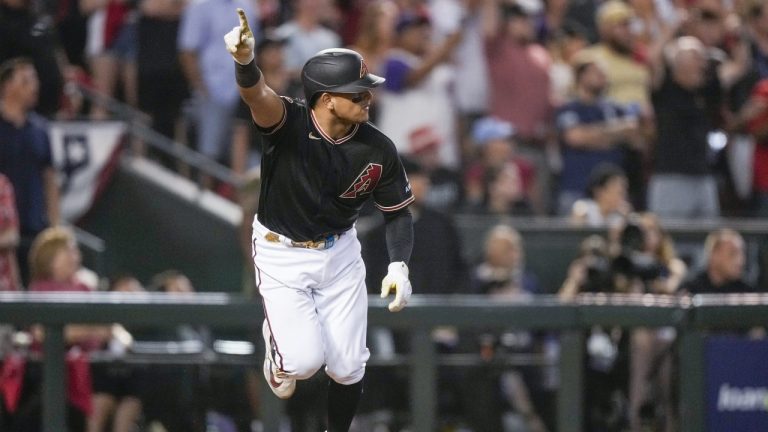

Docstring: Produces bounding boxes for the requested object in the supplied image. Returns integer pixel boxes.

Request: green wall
[79,161,246,293]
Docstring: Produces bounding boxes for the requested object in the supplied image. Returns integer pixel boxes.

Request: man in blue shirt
[555,54,642,215]
[0,57,60,286]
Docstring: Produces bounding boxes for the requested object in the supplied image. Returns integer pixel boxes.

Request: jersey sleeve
[254,96,301,148]
[373,144,414,212]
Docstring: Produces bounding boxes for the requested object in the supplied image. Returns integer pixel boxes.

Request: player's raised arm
[224,9,284,128]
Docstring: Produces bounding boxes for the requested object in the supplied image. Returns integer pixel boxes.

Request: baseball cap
[408,126,441,155]
[395,11,431,33]
[471,117,516,145]
[596,0,634,27]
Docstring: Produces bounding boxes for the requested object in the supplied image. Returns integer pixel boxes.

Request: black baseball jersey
[255,96,414,242]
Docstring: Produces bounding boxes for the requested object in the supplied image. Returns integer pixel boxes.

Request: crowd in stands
[2,0,768,430]
[3,0,768,218]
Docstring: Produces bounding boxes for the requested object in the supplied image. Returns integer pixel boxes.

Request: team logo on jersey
[360,59,369,79]
[340,163,382,198]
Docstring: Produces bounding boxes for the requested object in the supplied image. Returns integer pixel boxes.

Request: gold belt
[265,231,341,249]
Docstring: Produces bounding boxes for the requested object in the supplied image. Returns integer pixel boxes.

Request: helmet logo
[360,59,369,79]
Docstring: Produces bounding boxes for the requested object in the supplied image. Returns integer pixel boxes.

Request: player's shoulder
[281,96,310,118]
[357,122,398,151]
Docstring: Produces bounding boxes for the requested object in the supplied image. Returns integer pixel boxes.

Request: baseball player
[224,9,414,432]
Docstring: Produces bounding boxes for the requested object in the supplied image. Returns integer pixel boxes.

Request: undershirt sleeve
[383,208,413,264]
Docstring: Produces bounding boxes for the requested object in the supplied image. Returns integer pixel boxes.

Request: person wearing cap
[225,11,414,432]
[555,52,642,215]
[579,0,650,108]
[374,10,464,169]
[464,116,535,210]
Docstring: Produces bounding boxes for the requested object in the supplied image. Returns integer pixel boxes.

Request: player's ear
[321,93,334,110]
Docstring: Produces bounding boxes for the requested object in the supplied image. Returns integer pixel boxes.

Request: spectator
[620,213,686,431]
[648,36,722,218]
[556,54,642,215]
[347,0,398,125]
[274,0,342,80]
[581,0,650,109]
[178,0,258,167]
[428,0,491,163]
[0,174,20,291]
[406,129,465,212]
[466,224,548,432]
[471,224,540,296]
[21,226,114,432]
[465,116,535,211]
[136,0,189,142]
[681,228,754,294]
[375,11,464,169]
[80,0,139,119]
[482,0,554,214]
[363,157,468,295]
[0,57,60,287]
[739,78,768,216]
[635,212,687,294]
[569,163,631,228]
[140,269,207,432]
[0,0,64,118]
[547,21,589,106]
[685,0,750,92]
[87,275,144,432]
[558,233,630,430]
[472,163,533,216]
[348,0,398,76]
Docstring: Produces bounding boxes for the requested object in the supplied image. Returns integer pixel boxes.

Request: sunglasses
[332,92,370,104]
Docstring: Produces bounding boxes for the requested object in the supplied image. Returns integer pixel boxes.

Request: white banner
[49,121,126,223]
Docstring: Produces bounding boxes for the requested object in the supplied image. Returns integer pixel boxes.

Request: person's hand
[380,262,412,312]
[224,8,255,65]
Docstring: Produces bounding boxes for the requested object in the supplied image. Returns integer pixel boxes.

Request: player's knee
[290,352,324,380]
[325,357,366,385]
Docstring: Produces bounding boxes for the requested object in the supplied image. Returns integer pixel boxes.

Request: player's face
[330,91,373,123]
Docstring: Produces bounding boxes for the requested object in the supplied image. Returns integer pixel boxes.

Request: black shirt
[0,5,63,117]
[363,207,468,294]
[257,97,414,242]
[651,68,720,176]
[681,271,755,295]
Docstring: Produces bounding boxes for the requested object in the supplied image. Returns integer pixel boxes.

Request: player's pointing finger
[237,8,251,36]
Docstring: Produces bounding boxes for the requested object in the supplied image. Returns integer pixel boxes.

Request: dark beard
[607,38,632,55]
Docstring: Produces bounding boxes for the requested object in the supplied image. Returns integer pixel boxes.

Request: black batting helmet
[301,48,385,106]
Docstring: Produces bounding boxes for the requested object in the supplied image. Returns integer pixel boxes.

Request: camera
[611,222,669,282]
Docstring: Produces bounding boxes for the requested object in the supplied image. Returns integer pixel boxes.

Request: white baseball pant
[251,216,370,385]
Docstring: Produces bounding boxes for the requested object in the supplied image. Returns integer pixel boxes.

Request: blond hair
[28,226,77,282]
[703,228,744,263]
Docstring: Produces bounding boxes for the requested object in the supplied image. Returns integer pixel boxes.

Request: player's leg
[314,255,370,432]
[258,270,325,398]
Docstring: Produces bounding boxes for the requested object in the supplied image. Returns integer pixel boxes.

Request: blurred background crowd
[2,0,768,430]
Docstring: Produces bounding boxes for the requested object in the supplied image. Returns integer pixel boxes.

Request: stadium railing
[2,292,766,432]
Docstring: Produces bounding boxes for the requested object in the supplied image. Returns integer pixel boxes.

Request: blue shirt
[0,113,52,234]
[178,0,258,105]
[556,99,627,195]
